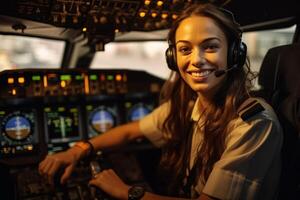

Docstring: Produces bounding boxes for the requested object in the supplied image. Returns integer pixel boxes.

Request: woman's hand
[38,147,83,185]
[89,169,130,200]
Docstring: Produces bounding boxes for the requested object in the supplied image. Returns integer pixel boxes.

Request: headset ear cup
[227,40,247,68]
[165,46,178,71]
[239,42,247,67]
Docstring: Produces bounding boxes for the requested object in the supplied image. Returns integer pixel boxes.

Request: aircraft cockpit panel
[0,68,163,199]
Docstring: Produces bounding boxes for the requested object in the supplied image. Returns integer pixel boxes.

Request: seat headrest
[258,44,300,96]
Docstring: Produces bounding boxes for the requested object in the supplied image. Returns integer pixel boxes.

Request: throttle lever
[89,160,110,200]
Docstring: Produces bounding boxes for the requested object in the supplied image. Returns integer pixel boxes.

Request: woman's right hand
[38,147,83,185]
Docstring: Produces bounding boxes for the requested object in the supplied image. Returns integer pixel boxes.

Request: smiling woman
[175,16,229,97]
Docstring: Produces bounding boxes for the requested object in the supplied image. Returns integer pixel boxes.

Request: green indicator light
[0,111,5,115]
[75,75,83,80]
[125,102,132,108]
[44,107,51,112]
[107,75,113,81]
[90,74,98,80]
[32,75,41,81]
[86,105,93,111]
[58,107,65,112]
[70,108,78,113]
[60,75,71,81]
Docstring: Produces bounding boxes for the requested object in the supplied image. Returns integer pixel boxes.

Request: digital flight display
[86,105,118,138]
[0,109,38,156]
[44,106,80,152]
[125,102,153,122]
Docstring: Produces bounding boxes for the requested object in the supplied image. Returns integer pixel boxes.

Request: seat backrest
[258,44,300,199]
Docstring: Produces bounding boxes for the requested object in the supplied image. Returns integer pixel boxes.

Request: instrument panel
[0,69,164,161]
[0,69,163,200]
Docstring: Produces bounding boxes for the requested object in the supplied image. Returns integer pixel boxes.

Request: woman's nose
[191,48,205,67]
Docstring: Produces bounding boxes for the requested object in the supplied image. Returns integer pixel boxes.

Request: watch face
[128,186,145,200]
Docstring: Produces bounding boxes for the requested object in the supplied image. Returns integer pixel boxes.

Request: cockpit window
[243,25,296,89]
[90,41,171,80]
[0,35,65,71]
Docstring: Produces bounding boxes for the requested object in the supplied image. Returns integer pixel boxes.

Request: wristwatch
[128,186,145,200]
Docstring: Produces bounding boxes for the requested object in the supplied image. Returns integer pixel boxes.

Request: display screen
[86,105,118,138]
[0,109,38,156]
[44,106,80,152]
[125,102,153,122]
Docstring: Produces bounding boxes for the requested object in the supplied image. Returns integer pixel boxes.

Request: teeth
[191,70,211,77]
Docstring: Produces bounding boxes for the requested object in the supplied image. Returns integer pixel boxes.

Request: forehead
[175,15,227,43]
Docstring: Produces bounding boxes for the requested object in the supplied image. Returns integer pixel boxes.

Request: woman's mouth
[189,69,215,79]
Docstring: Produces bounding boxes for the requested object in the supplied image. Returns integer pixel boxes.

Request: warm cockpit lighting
[18,77,25,84]
[61,80,66,88]
[151,12,157,18]
[116,74,122,81]
[144,0,151,5]
[139,11,146,18]
[12,89,16,95]
[157,1,163,7]
[8,78,14,84]
[161,13,168,19]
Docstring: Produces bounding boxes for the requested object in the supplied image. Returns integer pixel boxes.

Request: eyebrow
[175,37,221,45]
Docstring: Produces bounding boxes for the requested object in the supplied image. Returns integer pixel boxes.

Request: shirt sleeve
[139,102,170,147]
[202,110,283,200]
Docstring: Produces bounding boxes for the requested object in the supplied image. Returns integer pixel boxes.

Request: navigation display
[0,109,38,156]
[86,104,118,138]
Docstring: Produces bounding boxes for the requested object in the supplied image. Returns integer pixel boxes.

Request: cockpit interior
[0,0,299,199]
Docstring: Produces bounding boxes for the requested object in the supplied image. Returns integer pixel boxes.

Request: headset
[165,7,247,74]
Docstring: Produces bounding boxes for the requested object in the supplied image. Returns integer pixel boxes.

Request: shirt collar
[191,97,201,122]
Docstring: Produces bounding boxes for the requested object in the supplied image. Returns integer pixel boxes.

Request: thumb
[60,164,74,184]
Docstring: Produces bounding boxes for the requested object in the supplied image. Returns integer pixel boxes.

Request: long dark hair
[158,3,255,195]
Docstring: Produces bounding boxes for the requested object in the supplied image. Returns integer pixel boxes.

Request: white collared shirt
[139,97,283,200]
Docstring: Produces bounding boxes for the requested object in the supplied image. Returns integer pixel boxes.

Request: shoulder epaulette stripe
[240,102,265,121]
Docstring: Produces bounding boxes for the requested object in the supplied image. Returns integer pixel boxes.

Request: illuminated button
[8,78,14,84]
[172,14,178,20]
[12,89,17,95]
[27,145,33,151]
[151,12,157,18]
[144,0,151,5]
[115,29,119,33]
[157,1,163,6]
[18,77,25,84]
[100,74,106,81]
[90,74,98,81]
[139,11,146,18]
[32,75,41,81]
[61,80,66,88]
[107,75,114,81]
[82,27,87,32]
[58,107,65,112]
[161,13,168,19]
[116,74,122,81]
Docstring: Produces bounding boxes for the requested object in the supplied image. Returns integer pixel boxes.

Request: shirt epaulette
[238,99,265,121]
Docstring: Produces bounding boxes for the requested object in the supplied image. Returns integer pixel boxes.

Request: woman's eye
[178,47,191,54]
[204,44,219,52]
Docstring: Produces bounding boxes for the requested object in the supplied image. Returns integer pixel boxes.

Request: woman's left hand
[89,169,130,200]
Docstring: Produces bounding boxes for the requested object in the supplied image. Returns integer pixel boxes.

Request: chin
[190,85,210,93]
